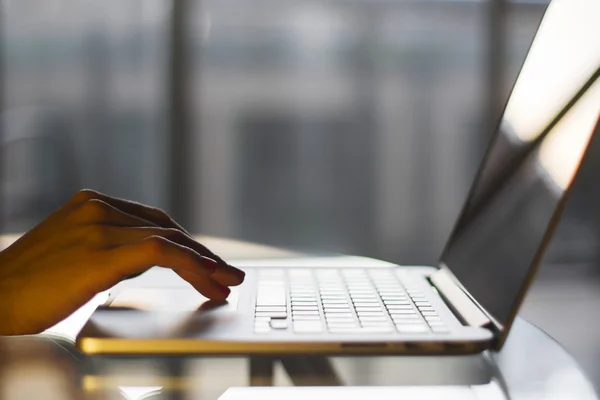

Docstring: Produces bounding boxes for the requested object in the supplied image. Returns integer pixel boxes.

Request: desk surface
[0,234,597,400]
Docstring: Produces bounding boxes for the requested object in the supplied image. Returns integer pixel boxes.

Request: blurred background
[1,0,599,393]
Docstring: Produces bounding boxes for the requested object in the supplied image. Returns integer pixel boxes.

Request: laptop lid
[438,0,600,350]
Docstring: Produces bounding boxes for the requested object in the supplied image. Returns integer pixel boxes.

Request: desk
[0,234,597,400]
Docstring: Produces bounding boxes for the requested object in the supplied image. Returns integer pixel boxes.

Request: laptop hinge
[430,268,491,327]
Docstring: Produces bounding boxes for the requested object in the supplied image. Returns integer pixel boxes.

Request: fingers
[70,198,156,227]
[176,270,231,301]
[93,226,244,286]
[102,236,231,300]
[105,236,217,281]
[68,190,246,282]
[68,190,176,228]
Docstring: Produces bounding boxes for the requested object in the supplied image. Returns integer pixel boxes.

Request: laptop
[76,0,600,356]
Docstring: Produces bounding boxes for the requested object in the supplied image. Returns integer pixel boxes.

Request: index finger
[105,235,218,281]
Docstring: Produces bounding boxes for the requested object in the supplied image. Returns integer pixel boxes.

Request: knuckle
[70,189,100,204]
[145,235,168,255]
[86,225,110,244]
[163,227,184,240]
[78,199,109,219]
[150,206,172,223]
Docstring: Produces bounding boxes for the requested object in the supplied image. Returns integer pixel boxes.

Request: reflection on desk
[221,386,504,400]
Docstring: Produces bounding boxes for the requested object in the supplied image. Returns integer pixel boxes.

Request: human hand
[0,190,245,335]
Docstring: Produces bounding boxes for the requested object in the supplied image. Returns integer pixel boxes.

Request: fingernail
[233,268,246,281]
[217,285,231,296]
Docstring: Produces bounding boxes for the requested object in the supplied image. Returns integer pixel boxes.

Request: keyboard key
[293,315,321,321]
[326,312,354,318]
[385,304,413,310]
[323,304,351,312]
[355,303,382,309]
[379,291,406,295]
[255,311,287,319]
[322,299,349,305]
[421,311,438,316]
[384,300,410,305]
[323,307,352,313]
[327,318,358,325]
[358,316,388,322]
[356,311,385,317]
[327,322,360,330]
[293,321,323,333]
[388,309,416,315]
[382,297,409,302]
[350,294,378,300]
[320,294,347,300]
[256,306,287,313]
[292,306,319,311]
[424,316,441,322]
[291,298,317,303]
[380,290,405,295]
[355,308,383,314]
[349,292,375,296]
[291,301,319,307]
[353,299,380,305]
[361,322,391,328]
[383,299,410,304]
[378,287,404,292]
[291,294,317,300]
[292,310,320,316]
[391,315,419,321]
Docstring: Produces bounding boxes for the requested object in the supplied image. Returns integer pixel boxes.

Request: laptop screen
[440,0,600,329]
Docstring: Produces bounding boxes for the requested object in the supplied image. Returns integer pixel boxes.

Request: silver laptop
[77,0,600,356]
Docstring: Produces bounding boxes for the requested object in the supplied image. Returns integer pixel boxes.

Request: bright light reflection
[219,382,504,400]
[504,0,600,142]
[538,81,599,189]
[43,291,110,340]
[119,386,164,400]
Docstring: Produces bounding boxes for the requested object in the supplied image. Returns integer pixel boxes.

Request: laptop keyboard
[254,269,450,334]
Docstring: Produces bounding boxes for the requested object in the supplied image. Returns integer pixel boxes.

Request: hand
[0,189,245,335]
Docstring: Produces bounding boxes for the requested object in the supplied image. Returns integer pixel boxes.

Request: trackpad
[109,287,240,312]
[87,287,243,339]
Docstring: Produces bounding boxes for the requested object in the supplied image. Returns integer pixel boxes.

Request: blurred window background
[1,0,600,392]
